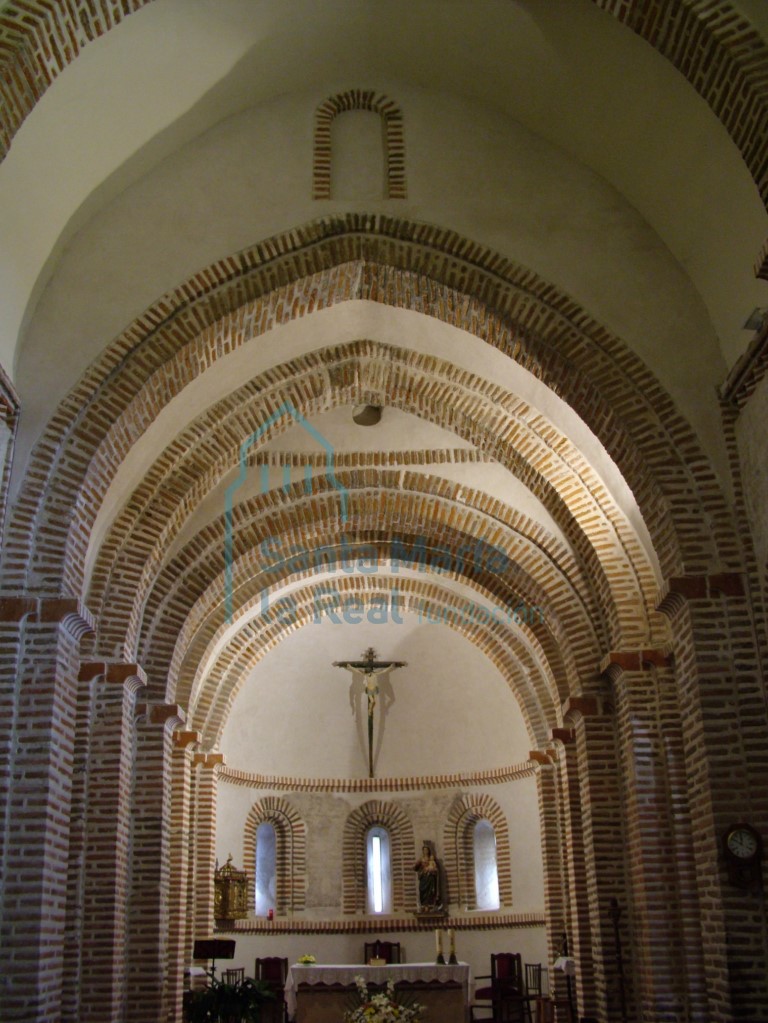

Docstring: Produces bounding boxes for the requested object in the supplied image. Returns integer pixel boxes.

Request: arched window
[254,821,277,917]
[366,825,393,914]
[473,819,500,911]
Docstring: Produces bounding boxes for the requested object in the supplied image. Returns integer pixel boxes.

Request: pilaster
[657,573,768,1022]
[602,649,706,1023]
[563,690,634,1023]
[167,729,201,1022]
[125,703,185,1023]
[0,597,93,1023]
[191,751,225,956]
[76,662,146,1023]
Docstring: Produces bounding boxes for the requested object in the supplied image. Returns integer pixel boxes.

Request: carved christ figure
[333,647,406,777]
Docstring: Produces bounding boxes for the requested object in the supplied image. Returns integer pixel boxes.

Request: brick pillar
[76,662,147,1023]
[125,703,185,1023]
[658,574,768,1023]
[566,691,635,1023]
[603,650,706,1023]
[552,726,598,1017]
[0,597,93,1023]
[192,752,225,954]
[533,751,572,1007]
[167,730,201,1022]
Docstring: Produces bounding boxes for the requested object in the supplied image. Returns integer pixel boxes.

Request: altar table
[285,961,470,1022]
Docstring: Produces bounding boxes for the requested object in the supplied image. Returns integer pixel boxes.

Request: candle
[435,928,443,953]
[448,928,455,952]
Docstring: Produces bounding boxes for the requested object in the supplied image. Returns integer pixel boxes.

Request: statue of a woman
[414,842,442,911]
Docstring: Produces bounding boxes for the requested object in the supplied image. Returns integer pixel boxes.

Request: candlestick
[435,928,445,964]
[448,927,458,965]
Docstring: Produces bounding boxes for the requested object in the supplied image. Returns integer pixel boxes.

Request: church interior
[1,1,768,1021]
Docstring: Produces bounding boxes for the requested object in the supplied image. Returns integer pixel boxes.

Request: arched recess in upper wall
[313,90,406,200]
[1,0,765,219]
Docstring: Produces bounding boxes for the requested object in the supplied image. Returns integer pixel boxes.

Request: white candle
[448,928,455,952]
[435,929,443,953]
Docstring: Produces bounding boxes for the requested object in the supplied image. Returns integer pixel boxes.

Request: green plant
[183,976,274,1023]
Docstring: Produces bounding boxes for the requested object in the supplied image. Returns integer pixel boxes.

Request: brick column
[551,725,598,1017]
[603,650,706,1023]
[532,750,572,1007]
[192,752,225,954]
[125,702,185,1023]
[658,574,768,1023]
[167,730,201,1022]
[565,691,635,1023]
[76,662,146,1023]
[0,596,93,1023]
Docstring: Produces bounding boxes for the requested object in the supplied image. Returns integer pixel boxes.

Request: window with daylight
[473,819,501,911]
[366,825,393,914]
[254,822,277,916]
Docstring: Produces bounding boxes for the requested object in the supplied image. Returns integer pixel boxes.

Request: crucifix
[333,647,406,777]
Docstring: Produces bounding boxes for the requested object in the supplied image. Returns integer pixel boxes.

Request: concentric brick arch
[186,578,562,748]
[164,506,591,714]
[5,217,738,602]
[86,343,661,665]
[165,475,586,695]
[132,478,611,702]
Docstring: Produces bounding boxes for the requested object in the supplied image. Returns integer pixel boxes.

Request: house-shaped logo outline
[224,400,349,622]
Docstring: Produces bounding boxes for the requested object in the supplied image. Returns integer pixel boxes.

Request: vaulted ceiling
[1,0,765,772]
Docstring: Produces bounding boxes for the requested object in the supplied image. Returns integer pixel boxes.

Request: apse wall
[215,617,547,977]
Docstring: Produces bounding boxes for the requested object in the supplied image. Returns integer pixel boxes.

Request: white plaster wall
[218,614,532,778]
[12,79,733,499]
[2,0,765,389]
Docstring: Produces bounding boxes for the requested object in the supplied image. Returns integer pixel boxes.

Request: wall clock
[723,823,763,890]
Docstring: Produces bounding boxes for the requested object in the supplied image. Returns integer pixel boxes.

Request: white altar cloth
[285,961,471,1018]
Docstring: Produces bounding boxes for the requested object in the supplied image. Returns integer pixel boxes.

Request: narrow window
[366,825,392,914]
[474,819,500,910]
[255,822,277,916]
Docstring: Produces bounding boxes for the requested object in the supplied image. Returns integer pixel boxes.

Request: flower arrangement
[297,954,317,965]
[344,976,424,1022]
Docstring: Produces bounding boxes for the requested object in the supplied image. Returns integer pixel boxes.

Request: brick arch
[313,90,406,199]
[190,578,562,748]
[4,219,737,606]
[341,801,416,914]
[443,793,513,911]
[167,519,582,721]
[243,796,307,915]
[135,481,604,704]
[166,469,585,697]
[85,343,660,668]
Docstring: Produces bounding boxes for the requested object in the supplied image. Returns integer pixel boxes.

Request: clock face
[727,827,759,860]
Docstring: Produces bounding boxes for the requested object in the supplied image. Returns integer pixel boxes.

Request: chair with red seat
[471,952,525,1022]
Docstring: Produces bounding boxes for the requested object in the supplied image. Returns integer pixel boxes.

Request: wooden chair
[471,952,524,1021]
[255,957,288,1023]
[523,963,542,1022]
[363,939,401,964]
[221,966,245,984]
